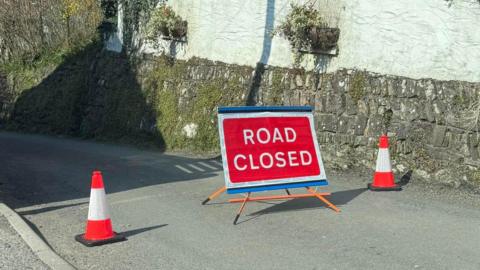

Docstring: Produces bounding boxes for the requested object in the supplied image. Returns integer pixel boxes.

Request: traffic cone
[368,135,402,191]
[75,171,126,247]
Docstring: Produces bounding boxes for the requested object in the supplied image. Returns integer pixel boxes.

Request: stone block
[354,136,368,147]
[295,74,304,87]
[432,125,447,147]
[395,124,408,141]
[424,102,436,122]
[337,116,352,133]
[319,92,345,114]
[317,114,337,132]
[406,80,418,98]
[305,74,311,89]
[387,79,402,97]
[365,115,384,136]
[345,97,358,115]
[352,115,368,136]
[357,100,369,115]
[290,76,296,90]
[368,76,382,96]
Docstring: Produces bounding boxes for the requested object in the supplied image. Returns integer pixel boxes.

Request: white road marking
[211,160,223,167]
[187,164,205,172]
[198,161,217,170]
[175,165,193,174]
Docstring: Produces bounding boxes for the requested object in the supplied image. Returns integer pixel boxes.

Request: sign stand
[202,185,339,224]
[204,106,340,224]
[201,186,226,205]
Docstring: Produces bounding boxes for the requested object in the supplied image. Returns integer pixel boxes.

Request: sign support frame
[202,185,339,224]
[202,106,340,224]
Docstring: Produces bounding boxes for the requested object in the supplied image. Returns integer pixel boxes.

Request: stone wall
[3,49,480,190]
[133,55,480,190]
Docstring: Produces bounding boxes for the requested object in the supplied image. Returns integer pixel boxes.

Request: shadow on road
[249,187,366,216]
[397,170,413,187]
[229,188,367,225]
[123,224,168,238]
[17,201,89,215]
[0,132,223,209]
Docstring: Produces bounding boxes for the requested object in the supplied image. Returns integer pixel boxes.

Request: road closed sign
[218,106,327,193]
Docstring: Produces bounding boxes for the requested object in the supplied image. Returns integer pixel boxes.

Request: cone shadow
[18,202,88,215]
[397,170,413,187]
[122,224,168,238]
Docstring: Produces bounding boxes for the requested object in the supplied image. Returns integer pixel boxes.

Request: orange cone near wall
[75,171,126,247]
[368,135,402,191]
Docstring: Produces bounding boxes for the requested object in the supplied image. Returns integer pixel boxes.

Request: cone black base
[367,183,402,191]
[75,232,126,247]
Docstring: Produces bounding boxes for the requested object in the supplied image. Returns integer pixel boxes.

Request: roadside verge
[0,203,76,270]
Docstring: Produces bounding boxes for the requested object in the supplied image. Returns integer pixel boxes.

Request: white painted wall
[124,0,480,82]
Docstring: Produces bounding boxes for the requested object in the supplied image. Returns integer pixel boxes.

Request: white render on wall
[125,0,480,82]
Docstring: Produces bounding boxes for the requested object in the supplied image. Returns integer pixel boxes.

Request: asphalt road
[0,131,479,270]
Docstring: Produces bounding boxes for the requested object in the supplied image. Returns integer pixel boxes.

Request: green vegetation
[0,0,102,64]
[0,0,103,128]
[469,169,480,185]
[1,48,78,95]
[188,82,223,151]
[142,56,250,152]
[267,70,286,104]
[118,0,158,48]
[146,3,187,43]
[349,72,366,103]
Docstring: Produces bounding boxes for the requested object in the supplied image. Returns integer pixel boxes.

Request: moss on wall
[267,69,286,105]
[155,86,181,147]
[349,71,366,102]
[141,56,250,152]
[189,82,223,151]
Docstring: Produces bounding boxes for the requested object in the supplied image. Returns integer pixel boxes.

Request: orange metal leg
[202,186,227,205]
[228,193,331,203]
[233,192,251,225]
[306,187,340,212]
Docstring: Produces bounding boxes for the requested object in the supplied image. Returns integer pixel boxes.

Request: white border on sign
[218,111,327,190]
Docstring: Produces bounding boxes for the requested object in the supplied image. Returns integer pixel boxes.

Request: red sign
[218,111,326,190]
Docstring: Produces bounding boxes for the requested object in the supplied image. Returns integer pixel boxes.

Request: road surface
[0,132,479,270]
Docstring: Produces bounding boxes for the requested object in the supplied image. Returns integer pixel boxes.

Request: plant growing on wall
[275,3,339,65]
[145,3,187,42]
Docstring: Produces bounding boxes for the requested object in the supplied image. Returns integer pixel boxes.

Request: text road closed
[222,116,320,183]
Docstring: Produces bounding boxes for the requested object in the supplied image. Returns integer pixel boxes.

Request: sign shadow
[245,187,367,217]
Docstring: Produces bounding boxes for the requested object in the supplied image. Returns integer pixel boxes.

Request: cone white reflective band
[87,188,110,221]
[375,148,392,172]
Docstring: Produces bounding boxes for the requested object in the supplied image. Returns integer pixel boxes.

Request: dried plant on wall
[274,2,340,66]
[145,3,187,44]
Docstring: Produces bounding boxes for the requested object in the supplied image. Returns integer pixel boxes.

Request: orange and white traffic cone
[75,171,126,247]
[368,135,402,191]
